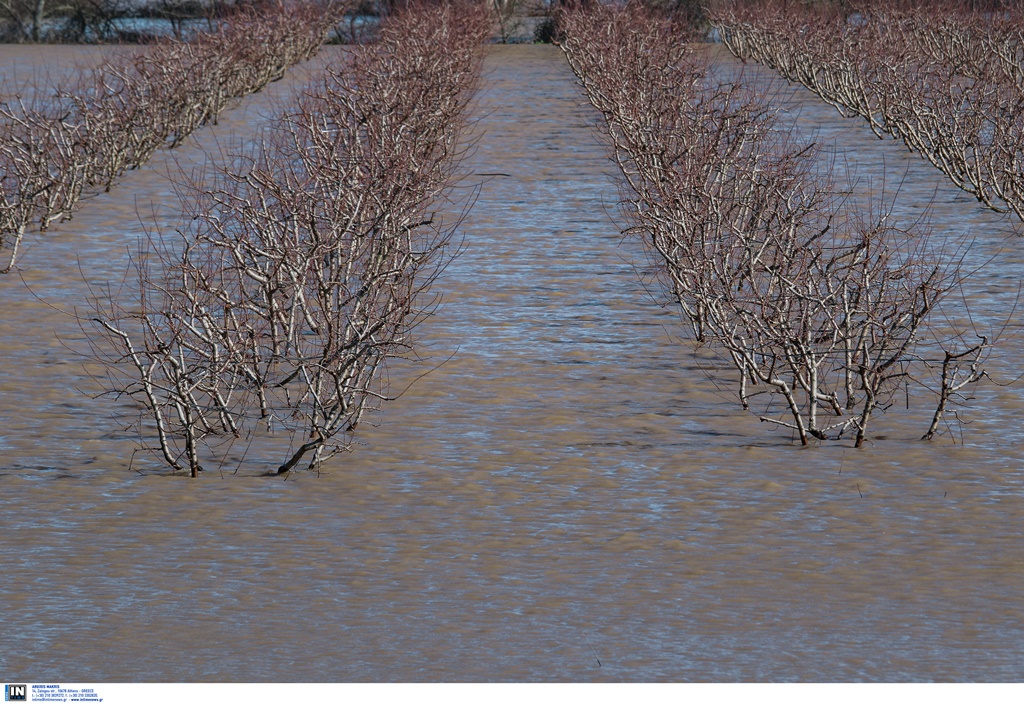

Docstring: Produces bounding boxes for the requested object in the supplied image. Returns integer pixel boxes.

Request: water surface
[1,44,1023,682]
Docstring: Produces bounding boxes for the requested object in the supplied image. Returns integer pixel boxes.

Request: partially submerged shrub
[0,0,342,273]
[709,0,1024,222]
[82,2,491,476]
[561,3,997,446]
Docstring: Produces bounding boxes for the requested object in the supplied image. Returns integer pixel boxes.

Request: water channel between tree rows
[1,43,1023,681]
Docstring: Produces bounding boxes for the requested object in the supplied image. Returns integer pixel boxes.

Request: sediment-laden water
[1,44,1022,682]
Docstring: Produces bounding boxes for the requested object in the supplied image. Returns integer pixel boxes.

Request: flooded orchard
[2,43,1024,681]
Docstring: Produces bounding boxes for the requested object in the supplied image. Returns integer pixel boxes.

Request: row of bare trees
[560,3,993,447]
[82,2,490,477]
[709,0,1024,222]
[0,0,341,273]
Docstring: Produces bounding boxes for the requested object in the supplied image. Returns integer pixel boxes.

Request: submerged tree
[81,2,490,476]
[560,3,995,446]
[0,0,341,273]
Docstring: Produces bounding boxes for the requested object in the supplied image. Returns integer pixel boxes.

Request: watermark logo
[4,685,26,702]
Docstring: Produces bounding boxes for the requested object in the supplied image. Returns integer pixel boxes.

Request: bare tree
[709,0,1024,222]
[81,1,490,476]
[0,0,344,273]
[560,2,994,446]
[83,234,250,477]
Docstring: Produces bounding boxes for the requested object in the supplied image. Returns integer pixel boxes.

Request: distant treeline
[0,0,399,43]
[2,0,250,43]
[5,0,1020,45]
[0,0,667,43]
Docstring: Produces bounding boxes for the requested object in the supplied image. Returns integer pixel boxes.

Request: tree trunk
[31,0,44,42]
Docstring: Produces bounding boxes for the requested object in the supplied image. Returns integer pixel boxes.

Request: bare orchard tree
[916,284,1018,441]
[0,1,342,273]
[561,3,993,446]
[709,0,1024,223]
[0,93,92,272]
[82,233,250,477]
[80,1,489,476]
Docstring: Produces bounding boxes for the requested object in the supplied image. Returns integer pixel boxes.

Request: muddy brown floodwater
[1,44,1024,682]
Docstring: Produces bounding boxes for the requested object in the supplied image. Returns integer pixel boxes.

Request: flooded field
[1,44,1023,682]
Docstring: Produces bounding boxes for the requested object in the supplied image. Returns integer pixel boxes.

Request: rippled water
[1,44,1023,682]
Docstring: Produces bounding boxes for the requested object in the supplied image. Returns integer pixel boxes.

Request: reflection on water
[1,44,1023,682]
